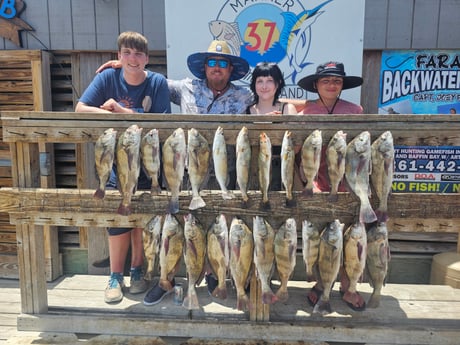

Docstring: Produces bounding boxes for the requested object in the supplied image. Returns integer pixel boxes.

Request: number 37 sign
[393,146,460,193]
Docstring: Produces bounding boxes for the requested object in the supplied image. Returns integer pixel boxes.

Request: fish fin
[186,238,198,259]
[357,242,364,261]
[279,12,298,49]
[189,196,206,210]
[223,32,235,41]
[93,188,105,199]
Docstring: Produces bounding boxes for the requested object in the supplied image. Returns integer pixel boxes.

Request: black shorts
[107,227,132,236]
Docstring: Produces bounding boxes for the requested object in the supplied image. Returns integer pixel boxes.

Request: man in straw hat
[297,61,366,312]
[169,40,253,113]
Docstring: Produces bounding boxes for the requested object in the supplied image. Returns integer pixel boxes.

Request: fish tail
[117,203,132,216]
[221,190,234,200]
[360,203,378,223]
[167,197,180,214]
[367,292,381,308]
[183,286,200,310]
[327,192,338,202]
[375,209,389,222]
[150,184,161,195]
[93,188,105,199]
[236,293,250,311]
[302,187,314,197]
[159,279,174,291]
[305,273,316,282]
[313,297,331,315]
[262,290,278,305]
[189,196,206,210]
[260,201,271,211]
[241,192,249,208]
[144,270,154,281]
[285,197,296,208]
[212,286,228,300]
[275,288,289,303]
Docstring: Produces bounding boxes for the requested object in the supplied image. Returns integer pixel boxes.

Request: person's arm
[167,78,184,106]
[75,101,110,113]
[95,60,121,73]
[76,99,137,113]
[279,98,308,113]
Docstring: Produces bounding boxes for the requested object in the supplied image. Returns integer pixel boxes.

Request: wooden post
[13,142,47,313]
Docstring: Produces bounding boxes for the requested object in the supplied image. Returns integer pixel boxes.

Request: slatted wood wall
[0,50,52,278]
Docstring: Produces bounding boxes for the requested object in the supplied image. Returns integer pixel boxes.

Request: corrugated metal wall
[1,0,459,51]
[0,0,166,51]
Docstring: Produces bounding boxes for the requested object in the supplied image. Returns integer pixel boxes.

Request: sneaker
[129,266,147,294]
[205,273,218,296]
[143,279,175,306]
[104,272,124,303]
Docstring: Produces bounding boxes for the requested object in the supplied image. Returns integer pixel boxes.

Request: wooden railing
[0,111,459,337]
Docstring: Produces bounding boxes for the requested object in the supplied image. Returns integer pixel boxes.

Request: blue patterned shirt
[168,78,253,114]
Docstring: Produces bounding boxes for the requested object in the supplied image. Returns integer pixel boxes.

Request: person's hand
[95,60,122,74]
[100,98,133,113]
[266,110,282,115]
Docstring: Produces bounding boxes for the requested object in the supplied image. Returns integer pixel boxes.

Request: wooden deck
[1,275,460,345]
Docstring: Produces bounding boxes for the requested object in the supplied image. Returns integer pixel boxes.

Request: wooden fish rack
[1,111,460,344]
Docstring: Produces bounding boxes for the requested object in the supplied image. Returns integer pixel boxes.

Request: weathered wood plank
[0,81,33,92]
[1,188,459,229]
[0,51,44,61]
[2,113,459,146]
[14,276,460,345]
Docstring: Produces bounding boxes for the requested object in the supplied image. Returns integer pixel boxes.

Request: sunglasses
[206,58,230,69]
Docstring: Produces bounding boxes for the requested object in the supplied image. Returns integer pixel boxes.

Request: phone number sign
[392,146,460,193]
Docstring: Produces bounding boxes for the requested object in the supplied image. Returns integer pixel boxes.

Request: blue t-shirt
[79,68,171,190]
[79,68,171,114]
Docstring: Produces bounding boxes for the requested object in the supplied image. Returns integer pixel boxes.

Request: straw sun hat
[187,40,249,81]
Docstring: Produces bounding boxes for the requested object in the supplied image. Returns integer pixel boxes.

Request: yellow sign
[0,0,33,47]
